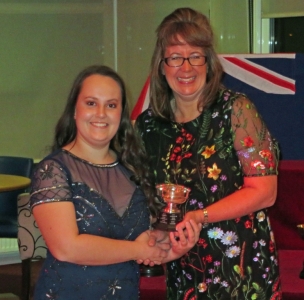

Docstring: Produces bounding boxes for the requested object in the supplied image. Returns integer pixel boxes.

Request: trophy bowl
[154,183,191,231]
[297,224,304,240]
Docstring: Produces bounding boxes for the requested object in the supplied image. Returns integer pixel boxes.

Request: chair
[0,156,34,238]
[17,193,47,300]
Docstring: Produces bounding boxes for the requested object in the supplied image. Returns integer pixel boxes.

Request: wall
[0,1,114,160]
[0,0,250,160]
[262,0,304,18]
[116,0,250,106]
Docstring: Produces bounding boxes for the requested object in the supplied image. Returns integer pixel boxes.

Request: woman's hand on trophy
[163,220,202,262]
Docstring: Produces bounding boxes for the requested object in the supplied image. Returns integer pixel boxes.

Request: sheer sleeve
[30,159,73,209]
[231,95,279,177]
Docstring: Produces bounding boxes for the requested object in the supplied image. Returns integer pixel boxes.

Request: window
[273,17,304,53]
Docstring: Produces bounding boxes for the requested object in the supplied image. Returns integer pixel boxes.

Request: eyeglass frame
[162,55,207,67]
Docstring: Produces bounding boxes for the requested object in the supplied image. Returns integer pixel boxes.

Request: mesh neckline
[61,149,119,168]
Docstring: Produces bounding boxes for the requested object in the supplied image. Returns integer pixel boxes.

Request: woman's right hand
[134,230,170,264]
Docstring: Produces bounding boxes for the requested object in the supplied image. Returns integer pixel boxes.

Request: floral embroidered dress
[136,89,281,300]
[30,149,150,300]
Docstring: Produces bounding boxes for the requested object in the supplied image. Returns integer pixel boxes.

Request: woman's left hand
[163,219,202,262]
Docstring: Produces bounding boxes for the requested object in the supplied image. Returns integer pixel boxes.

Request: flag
[130,77,150,121]
[131,53,304,160]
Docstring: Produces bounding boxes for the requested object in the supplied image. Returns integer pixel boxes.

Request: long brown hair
[52,65,159,216]
[150,7,223,119]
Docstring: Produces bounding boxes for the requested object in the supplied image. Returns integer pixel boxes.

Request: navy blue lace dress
[30,149,150,300]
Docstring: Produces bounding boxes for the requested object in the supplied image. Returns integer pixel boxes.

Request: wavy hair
[150,7,223,119]
[52,65,159,216]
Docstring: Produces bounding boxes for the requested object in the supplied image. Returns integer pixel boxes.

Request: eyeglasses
[162,55,207,67]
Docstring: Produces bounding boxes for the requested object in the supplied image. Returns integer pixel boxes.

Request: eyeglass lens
[164,56,206,67]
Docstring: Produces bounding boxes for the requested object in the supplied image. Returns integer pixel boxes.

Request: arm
[33,201,170,266]
[182,95,279,225]
[182,175,277,225]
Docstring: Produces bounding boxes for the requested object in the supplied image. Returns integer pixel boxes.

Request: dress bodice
[30,149,150,299]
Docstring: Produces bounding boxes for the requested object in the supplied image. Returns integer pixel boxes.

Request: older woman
[136,7,282,300]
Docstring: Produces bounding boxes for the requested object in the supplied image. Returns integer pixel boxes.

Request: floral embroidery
[207,163,221,180]
[169,129,195,164]
[259,149,273,161]
[39,164,55,180]
[197,282,208,292]
[242,136,254,147]
[201,145,216,158]
[108,280,122,295]
[244,220,252,228]
[136,89,281,299]
[251,160,266,170]
[257,211,266,222]
[225,246,241,258]
[221,231,238,245]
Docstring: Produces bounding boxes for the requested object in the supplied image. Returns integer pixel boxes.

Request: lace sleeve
[30,159,73,209]
[231,95,280,177]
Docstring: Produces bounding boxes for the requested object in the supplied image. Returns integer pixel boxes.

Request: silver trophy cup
[154,183,191,231]
[140,183,191,277]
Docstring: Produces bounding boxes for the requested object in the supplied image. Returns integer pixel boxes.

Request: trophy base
[300,261,304,279]
[153,211,182,231]
[153,222,177,231]
[140,264,164,277]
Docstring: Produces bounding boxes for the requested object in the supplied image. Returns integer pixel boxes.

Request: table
[0,293,20,300]
[0,174,30,300]
[0,174,31,192]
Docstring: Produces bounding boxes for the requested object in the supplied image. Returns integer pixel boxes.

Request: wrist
[202,208,209,228]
